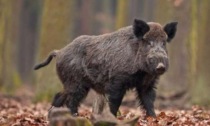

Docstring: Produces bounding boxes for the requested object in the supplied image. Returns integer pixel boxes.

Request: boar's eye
[144,40,154,48]
[148,41,154,47]
[162,41,166,46]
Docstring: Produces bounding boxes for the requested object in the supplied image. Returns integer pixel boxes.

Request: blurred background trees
[0,0,210,107]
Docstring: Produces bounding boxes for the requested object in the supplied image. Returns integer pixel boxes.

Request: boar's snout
[146,49,169,75]
[155,62,166,74]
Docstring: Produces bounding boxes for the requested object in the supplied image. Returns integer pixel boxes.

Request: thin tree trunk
[0,0,22,92]
[16,0,42,84]
[35,0,75,101]
[115,0,129,29]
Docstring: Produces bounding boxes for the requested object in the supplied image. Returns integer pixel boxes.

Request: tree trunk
[115,0,129,29]
[190,0,210,105]
[16,0,42,84]
[0,0,22,92]
[35,0,75,101]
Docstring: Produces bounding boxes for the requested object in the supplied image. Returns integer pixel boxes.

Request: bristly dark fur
[51,92,67,107]
[35,19,177,117]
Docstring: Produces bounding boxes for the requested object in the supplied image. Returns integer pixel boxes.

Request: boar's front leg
[106,76,127,116]
[107,87,126,116]
[136,85,156,117]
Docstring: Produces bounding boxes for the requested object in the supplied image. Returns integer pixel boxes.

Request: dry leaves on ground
[0,95,49,126]
[1,95,210,126]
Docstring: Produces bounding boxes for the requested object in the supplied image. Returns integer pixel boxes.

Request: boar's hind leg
[137,86,156,117]
[65,83,90,115]
[51,92,67,107]
[106,79,126,116]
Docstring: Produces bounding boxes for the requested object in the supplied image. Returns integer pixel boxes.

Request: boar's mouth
[155,62,166,75]
[144,59,169,75]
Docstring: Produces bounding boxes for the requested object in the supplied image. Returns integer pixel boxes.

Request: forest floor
[0,94,210,126]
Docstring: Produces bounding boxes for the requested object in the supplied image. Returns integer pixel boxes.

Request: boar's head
[133,19,177,75]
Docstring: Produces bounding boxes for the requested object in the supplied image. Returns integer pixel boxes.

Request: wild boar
[34,19,177,117]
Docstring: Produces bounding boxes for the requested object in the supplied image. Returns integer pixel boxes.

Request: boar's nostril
[156,62,165,74]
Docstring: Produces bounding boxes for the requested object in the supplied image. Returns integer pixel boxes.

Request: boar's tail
[34,50,59,70]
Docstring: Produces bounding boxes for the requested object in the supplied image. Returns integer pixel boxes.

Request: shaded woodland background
[0,0,210,108]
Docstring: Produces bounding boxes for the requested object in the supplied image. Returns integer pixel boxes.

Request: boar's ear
[164,22,178,42]
[133,19,150,38]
